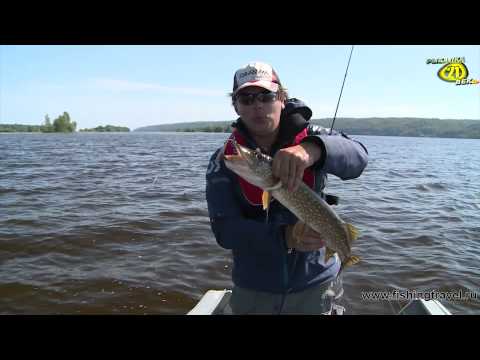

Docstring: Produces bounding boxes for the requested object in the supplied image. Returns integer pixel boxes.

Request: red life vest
[223,128,315,206]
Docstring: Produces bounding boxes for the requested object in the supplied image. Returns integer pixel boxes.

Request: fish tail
[345,223,359,246]
[338,255,361,274]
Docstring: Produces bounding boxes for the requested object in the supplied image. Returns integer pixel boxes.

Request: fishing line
[329,45,355,135]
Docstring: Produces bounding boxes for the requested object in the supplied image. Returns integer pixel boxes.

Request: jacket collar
[231,111,309,154]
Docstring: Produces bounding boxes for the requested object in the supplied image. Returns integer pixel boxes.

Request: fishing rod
[329,45,355,135]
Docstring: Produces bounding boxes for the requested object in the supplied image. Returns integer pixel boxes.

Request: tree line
[1,112,129,133]
[0,112,76,133]
[182,125,231,133]
[0,124,44,132]
[134,118,480,139]
[79,125,130,132]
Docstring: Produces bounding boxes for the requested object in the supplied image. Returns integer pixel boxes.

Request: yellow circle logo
[437,62,469,82]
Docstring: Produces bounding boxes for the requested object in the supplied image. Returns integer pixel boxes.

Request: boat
[187,289,452,315]
[397,297,452,315]
[188,290,233,315]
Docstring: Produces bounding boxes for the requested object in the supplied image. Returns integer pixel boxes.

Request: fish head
[223,140,277,189]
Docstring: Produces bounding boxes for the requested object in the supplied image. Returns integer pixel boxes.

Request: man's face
[234,86,285,137]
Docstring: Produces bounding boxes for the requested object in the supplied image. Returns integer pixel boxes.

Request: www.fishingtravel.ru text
[361,289,479,302]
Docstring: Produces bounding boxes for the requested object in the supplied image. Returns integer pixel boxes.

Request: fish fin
[292,221,307,244]
[345,223,360,245]
[345,255,360,266]
[324,247,336,262]
[262,191,271,211]
[262,191,271,224]
[339,255,361,274]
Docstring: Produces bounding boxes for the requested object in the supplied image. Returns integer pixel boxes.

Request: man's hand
[272,142,321,192]
[285,221,326,252]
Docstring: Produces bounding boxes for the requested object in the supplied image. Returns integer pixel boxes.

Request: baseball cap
[232,61,282,95]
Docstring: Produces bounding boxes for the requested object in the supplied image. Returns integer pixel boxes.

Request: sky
[1,45,479,130]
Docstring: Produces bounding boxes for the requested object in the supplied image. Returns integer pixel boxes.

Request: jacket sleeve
[302,125,368,180]
[205,148,295,255]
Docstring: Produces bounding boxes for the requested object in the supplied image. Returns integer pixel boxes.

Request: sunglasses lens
[238,94,254,105]
[237,91,277,105]
[260,92,277,102]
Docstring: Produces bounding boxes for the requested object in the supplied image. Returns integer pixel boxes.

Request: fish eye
[254,148,263,160]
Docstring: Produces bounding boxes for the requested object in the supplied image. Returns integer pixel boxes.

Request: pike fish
[223,140,360,271]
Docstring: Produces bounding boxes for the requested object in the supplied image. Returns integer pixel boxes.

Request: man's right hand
[285,221,326,252]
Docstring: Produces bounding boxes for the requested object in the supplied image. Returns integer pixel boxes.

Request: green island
[134,117,480,139]
[1,112,76,133]
[0,112,129,133]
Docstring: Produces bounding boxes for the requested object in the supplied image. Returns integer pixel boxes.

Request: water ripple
[1,133,479,314]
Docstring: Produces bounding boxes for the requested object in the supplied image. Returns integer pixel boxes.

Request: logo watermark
[426,56,479,86]
[361,289,479,302]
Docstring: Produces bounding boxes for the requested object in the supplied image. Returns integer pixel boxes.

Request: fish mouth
[223,154,243,162]
[223,139,251,162]
[223,141,261,183]
[223,141,276,189]
[224,143,250,169]
[223,140,247,166]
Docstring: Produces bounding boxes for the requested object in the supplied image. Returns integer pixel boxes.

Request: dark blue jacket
[205,99,368,294]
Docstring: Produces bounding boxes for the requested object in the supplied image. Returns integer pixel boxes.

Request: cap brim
[234,80,279,95]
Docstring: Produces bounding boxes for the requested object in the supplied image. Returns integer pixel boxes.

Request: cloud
[90,78,226,97]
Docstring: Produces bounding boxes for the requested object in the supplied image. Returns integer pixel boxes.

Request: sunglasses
[235,91,278,106]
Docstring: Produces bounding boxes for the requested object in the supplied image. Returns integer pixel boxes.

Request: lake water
[1,132,479,314]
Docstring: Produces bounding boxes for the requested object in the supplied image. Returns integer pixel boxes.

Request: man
[206,61,368,314]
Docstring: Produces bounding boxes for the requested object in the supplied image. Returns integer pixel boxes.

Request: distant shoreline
[3,117,480,139]
[2,131,480,141]
[134,117,480,139]
[0,124,130,133]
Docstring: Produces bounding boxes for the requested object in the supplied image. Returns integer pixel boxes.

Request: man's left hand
[272,142,321,192]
